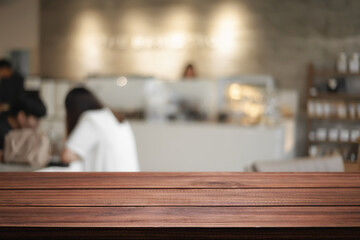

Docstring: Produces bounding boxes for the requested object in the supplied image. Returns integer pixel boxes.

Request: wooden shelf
[314,71,360,78]
[308,117,360,121]
[309,93,360,100]
[309,140,358,145]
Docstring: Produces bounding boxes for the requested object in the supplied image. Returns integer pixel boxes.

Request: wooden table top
[0,172,360,239]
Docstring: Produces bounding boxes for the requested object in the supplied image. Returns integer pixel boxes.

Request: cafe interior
[1,1,360,239]
[0,0,360,173]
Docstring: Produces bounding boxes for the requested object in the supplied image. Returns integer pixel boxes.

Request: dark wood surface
[1,172,360,188]
[1,206,360,227]
[1,188,360,206]
[2,227,360,240]
[0,172,359,239]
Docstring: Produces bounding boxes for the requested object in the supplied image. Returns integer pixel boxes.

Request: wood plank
[1,206,360,227]
[1,172,359,189]
[1,188,360,207]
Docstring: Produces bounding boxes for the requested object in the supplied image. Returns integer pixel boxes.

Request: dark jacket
[0,72,25,106]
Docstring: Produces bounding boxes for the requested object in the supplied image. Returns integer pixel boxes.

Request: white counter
[131,120,295,172]
[1,120,295,172]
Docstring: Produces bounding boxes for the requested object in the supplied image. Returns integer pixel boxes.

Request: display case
[217,75,279,125]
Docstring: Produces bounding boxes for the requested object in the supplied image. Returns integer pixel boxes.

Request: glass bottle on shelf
[337,52,347,73]
[349,53,360,74]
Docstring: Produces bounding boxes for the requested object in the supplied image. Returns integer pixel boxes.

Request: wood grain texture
[0,173,359,239]
[1,172,360,189]
[1,206,360,227]
[0,188,360,206]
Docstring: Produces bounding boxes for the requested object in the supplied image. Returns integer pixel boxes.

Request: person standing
[0,59,25,112]
[182,63,197,79]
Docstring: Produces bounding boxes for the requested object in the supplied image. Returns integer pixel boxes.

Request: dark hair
[0,59,12,69]
[65,87,103,135]
[184,64,194,71]
[183,63,195,77]
[9,93,47,118]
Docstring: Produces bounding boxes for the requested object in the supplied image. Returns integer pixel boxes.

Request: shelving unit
[309,141,358,146]
[306,64,360,172]
[310,93,360,99]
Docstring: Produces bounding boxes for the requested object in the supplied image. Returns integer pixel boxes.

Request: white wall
[0,0,39,74]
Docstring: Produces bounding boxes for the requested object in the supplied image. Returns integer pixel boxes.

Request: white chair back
[253,155,344,172]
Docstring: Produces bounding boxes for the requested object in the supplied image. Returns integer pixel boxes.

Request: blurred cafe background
[0,0,360,172]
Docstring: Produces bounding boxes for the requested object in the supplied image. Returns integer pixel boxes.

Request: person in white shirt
[61,87,139,172]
